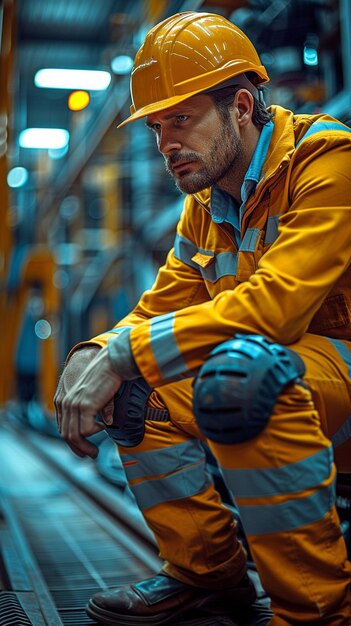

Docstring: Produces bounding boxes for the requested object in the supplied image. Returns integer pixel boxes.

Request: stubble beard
[165,119,243,194]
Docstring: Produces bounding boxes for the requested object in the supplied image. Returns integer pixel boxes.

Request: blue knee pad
[193,334,305,444]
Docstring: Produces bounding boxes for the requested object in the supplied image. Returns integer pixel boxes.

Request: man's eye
[176,115,188,122]
[147,123,161,133]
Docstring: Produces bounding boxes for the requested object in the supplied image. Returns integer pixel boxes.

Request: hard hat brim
[117,63,269,128]
[117,90,207,128]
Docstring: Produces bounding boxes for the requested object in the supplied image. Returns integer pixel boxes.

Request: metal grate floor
[0,425,160,625]
[0,423,272,626]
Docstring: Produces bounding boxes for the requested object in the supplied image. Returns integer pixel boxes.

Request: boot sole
[86,598,239,625]
[86,578,257,625]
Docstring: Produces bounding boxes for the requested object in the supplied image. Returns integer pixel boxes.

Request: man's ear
[235,89,254,127]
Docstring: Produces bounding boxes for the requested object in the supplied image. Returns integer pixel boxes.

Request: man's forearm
[107,328,140,380]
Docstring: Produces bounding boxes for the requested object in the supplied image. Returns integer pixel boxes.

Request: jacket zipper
[241,160,290,233]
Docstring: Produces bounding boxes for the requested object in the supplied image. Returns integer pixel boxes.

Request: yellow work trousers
[118,333,351,625]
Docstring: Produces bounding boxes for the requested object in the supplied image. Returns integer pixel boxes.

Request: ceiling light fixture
[303,36,319,67]
[49,145,69,159]
[111,55,134,75]
[19,128,70,149]
[303,45,319,66]
[7,166,29,188]
[34,68,111,90]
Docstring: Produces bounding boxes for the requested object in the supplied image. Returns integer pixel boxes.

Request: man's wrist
[107,328,140,379]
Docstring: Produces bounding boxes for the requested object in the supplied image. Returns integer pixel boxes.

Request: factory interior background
[1,0,350,423]
[0,1,351,624]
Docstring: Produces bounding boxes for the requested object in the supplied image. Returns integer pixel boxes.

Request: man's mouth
[171,161,194,173]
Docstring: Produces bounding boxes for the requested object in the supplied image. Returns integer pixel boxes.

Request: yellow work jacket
[85,105,351,387]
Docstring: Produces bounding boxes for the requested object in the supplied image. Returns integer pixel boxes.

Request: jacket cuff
[107,328,140,380]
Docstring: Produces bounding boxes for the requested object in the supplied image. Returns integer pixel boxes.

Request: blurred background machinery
[1,0,350,419]
[0,1,350,623]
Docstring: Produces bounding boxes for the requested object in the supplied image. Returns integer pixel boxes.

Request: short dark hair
[209,75,273,128]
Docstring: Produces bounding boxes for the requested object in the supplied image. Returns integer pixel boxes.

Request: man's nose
[158,129,182,155]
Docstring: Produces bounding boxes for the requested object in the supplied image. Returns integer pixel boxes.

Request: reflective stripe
[150,312,191,380]
[121,441,210,510]
[109,326,132,334]
[200,252,238,283]
[130,460,211,509]
[121,440,206,481]
[174,234,203,270]
[241,120,274,203]
[326,337,351,377]
[325,339,351,447]
[264,215,281,244]
[332,414,351,448]
[221,446,333,498]
[174,233,237,282]
[239,228,260,252]
[236,479,336,535]
[296,121,351,147]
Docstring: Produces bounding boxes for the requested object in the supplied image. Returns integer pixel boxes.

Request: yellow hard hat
[118,11,269,127]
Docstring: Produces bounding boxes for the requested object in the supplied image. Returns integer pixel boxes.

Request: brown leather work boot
[85,571,260,625]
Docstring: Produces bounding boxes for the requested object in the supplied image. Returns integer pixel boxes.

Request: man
[54,11,351,626]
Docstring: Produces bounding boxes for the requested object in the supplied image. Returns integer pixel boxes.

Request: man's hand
[54,346,122,458]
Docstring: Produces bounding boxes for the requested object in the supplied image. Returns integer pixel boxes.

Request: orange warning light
[68,90,90,111]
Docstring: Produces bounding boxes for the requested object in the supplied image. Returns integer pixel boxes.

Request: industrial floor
[0,409,277,625]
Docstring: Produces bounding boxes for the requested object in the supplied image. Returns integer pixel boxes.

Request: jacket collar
[192,105,297,209]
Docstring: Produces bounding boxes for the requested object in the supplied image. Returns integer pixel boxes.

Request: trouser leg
[297,335,351,473]
[207,333,351,625]
[117,378,247,588]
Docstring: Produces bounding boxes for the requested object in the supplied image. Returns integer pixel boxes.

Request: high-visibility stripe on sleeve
[221,445,333,498]
[108,326,133,335]
[121,440,211,510]
[296,121,351,147]
[264,214,281,244]
[235,479,336,535]
[150,312,193,380]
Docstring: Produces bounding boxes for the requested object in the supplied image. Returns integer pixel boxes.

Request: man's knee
[193,334,305,444]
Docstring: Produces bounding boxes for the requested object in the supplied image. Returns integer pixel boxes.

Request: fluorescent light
[7,166,29,188]
[19,128,70,149]
[304,45,318,66]
[111,55,134,75]
[34,68,111,90]
[48,144,69,159]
